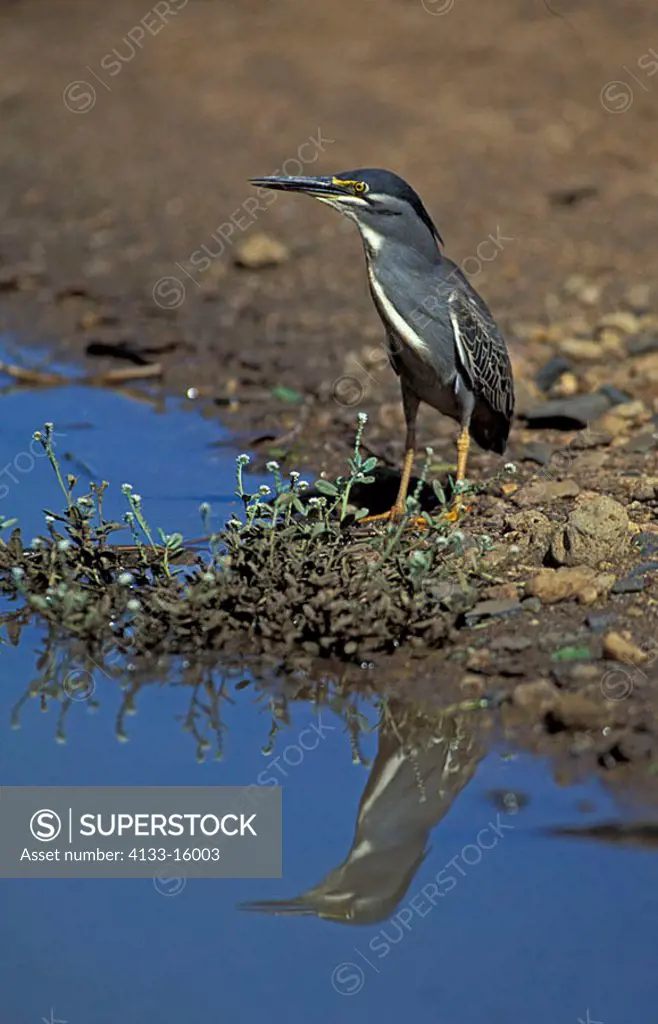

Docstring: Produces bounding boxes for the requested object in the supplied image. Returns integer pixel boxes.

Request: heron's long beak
[238,897,315,916]
[249,175,347,198]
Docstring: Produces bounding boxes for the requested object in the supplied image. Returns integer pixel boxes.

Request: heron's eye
[353,181,368,194]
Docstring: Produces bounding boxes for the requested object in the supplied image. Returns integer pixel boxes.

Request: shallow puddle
[1,353,657,1023]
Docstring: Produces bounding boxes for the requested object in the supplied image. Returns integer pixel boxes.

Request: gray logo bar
[0,787,282,879]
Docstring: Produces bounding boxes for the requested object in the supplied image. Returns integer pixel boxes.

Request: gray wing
[446,281,514,422]
[370,253,514,420]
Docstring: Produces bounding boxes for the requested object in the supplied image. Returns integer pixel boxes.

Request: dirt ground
[1,0,658,783]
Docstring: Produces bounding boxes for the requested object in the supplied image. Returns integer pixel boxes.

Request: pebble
[558,339,602,361]
[513,679,560,712]
[635,560,658,575]
[550,371,580,398]
[586,613,616,632]
[568,663,600,681]
[618,477,657,502]
[570,451,608,473]
[597,311,641,334]
[511,479,580,508]
[563,276,601,305]
[631,351,658,384]
[526,566,616,605]
[624,284,652,314]
[504,510,554,554]
[482,583,521,602]
[611,399,648,420]
[602,631,648,665]
[521,393,613,429]
[634,532,658,556]
[626,331,658,356]
[520,442,553,466]
[610,575,645,594]
[463,599,524,626]
[535,356,572,392]
[622,431,657,454]
[598,384,634,406]
[234,233,290,269]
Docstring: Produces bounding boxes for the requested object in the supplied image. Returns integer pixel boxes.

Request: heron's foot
[359,503,405,525]
[359,504,427,529]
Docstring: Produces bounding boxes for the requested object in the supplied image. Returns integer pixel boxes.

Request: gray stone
[550,495,629,568]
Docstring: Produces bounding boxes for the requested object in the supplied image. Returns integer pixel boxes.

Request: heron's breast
[368,274,433,362]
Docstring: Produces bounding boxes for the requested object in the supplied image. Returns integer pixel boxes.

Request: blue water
[0,357,656,1024]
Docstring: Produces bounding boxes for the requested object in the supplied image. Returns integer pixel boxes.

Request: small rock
[535,356,572,393]
[78,309,120,330]
[626,331,658,356]
[504,509,554,553]
[558,339,602,361]
[569,663,601,682]
[597,311,641,335]
[570,426,614,449]
[634,532,658,557]
[597,412,632,436]
[521,596,542,613]
[526,566,616,605]
[234,233,290,269]
[618,477,657,502]
[570,451,608,473]
[624,284,652,314]
[482,583,521,602]
[612,399,649,420]
[513,679,560,713]
[550,494,629,568]
[586,613,616,632]
[598,384,634,406]
[550,371,580,398]
[463,599,524,626]
[511,478,579,507]
[564,275,601,305]
[521,393,613,430]
[623,431,657,454]
[631,351,658,384]
[521,442,553,466]
[610,575,645,594]
[635,560,658,575]
[597,329,626,355]
[602,631,648,665]
[465,649,493,672]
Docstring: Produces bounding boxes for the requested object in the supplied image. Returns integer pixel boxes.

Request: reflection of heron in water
[239,702,487,925]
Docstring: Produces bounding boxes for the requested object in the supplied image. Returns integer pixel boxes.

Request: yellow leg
[359,385,425,527]
[456,425,470,484]
[360,448,415,523]
[393,446,415,515]
[443,426,471,524]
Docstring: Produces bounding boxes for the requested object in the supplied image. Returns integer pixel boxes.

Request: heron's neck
[358,223,443,268]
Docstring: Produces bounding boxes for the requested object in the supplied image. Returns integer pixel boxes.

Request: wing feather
[447,288,514,421]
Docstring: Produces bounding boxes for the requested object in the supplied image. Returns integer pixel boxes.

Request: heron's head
[250,167,443,256]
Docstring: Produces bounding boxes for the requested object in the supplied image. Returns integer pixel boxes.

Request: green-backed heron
[250,168,515,520]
